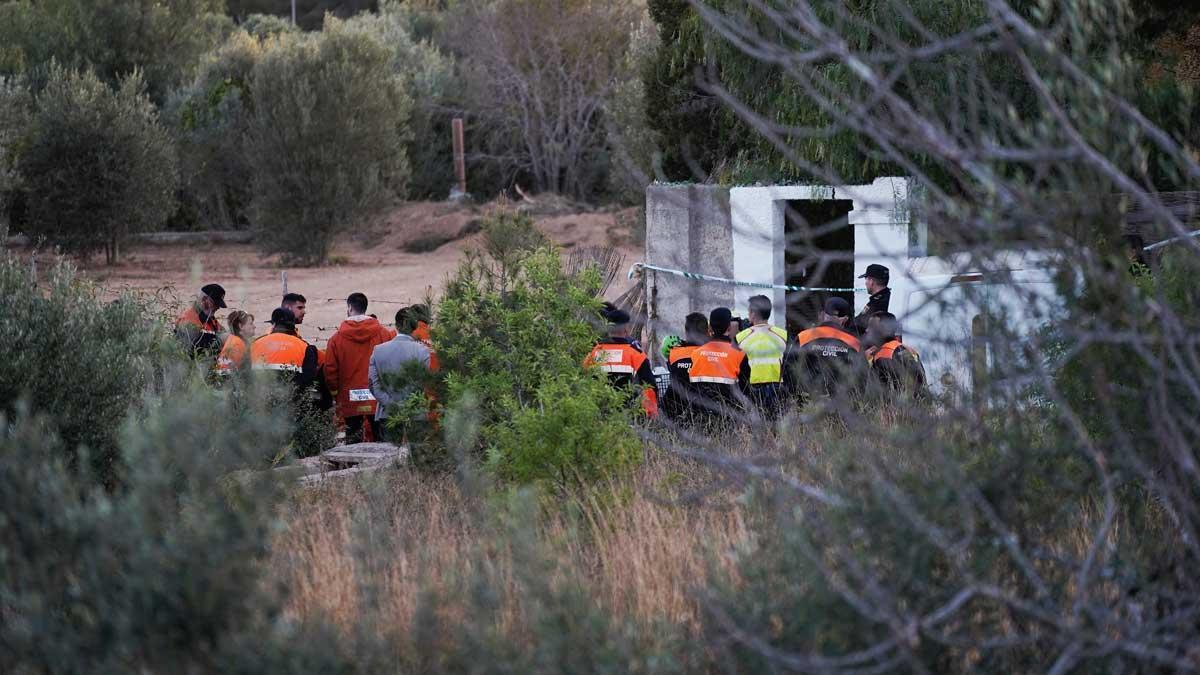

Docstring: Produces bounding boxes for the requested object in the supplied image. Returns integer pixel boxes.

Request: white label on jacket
[349,389,376,402]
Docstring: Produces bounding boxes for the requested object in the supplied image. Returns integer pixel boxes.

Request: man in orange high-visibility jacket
[325,293,393,444]
[687,308,751,426]
[663,312,712,422]
[175,283,226,358]
[584,308,658,417]
[783,297,866,399]
[251,308,320,393]
[864,312,926,396]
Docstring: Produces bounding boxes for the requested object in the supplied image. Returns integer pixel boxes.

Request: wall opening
[784,199,855,334]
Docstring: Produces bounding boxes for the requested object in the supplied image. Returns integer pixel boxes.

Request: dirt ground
[64,200,642,347]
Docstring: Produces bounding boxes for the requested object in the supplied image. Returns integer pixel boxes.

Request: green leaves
[246,19,411,265]
[432,212,639,484]
[18,65,178,263]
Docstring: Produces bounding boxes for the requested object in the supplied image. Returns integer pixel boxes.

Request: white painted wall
[729,178,910,324]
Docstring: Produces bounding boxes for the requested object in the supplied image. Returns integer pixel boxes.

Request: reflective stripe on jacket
[584,339,659,417]
[735,324,790,384]
[689,340,747,385]
[251,333,309,373]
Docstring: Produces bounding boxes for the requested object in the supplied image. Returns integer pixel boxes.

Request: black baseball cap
[858,264,890,283]
[201,283,227,309]
[606,308,632,325]
[823,297,851,318]
[267,307,296,327]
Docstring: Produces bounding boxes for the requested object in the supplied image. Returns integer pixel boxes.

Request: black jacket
[848,287,891,336]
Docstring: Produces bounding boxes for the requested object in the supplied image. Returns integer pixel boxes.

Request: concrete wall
[644,178,909,361]
[644,185,734,352]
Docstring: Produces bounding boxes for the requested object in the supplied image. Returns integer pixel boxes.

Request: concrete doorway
[784,199,855,334]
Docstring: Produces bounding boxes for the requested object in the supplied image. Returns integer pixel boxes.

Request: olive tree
[0,0,230,102]
[246,19,410,265]
[18,66,177,264]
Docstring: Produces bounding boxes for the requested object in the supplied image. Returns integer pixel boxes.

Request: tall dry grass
[270,451,752,640]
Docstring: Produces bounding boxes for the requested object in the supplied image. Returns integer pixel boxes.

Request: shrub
[0,0,230,103]
[488,375,642,485]
[344,2,456,200]
[0,256,177,484]
[17,66,177,263]
[166,31,267,230]
[0,77,31,228]
[240,12,299,39]
[0,379,361,672]
[246,18,411,264]
[432,211,640,482]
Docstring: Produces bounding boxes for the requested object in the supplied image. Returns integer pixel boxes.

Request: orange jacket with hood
[324,315,393,419]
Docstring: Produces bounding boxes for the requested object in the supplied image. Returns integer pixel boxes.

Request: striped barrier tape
[628,262,865,293]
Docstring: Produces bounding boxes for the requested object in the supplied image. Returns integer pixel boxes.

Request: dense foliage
[0,257,174,483]
[246,18,411,264]
[643,0,1200,187]
[17,66,177,262]
[0,0,230,102]
[433,211,641,485]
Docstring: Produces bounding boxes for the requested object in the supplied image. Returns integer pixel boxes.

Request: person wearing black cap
[783,297,865,399]
[864,312,926,396]
[686,307,752,426]
[175,283,227,358]
[663,312,712,422]
[584,307,659,417]
[250,307,320,392]
[848,264,891,337]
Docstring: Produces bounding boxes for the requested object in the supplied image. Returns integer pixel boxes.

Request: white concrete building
[642,179,1062,392]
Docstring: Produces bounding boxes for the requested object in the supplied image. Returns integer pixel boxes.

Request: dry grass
[270,451,752,640]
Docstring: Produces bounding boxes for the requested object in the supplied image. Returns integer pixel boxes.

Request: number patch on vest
[349,389,376,402]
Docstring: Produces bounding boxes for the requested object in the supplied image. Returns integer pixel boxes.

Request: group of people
[173,263,923,444]
[586,264,926,424]
[174,284,435,443]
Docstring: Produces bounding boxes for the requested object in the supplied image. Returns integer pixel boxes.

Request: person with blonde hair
[215,309,255,375]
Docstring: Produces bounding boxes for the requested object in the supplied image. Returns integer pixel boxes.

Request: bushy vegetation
[431,211,641,485]
[0,0,230,102]
[0,256,176,483]
[247,19,411,264]
[16,66,177,263]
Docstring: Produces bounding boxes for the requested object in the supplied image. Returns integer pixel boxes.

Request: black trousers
[343,415,381,445]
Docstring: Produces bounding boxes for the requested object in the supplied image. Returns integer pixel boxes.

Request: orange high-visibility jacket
[250,332,320,394]
[784,323,865,397]
[687,339,751,413]
[175,304,222,355]
[324,315,393,419]
[584,338,659,417]
[869,338,926,392]
[412,321,440,372]
[215,334,248,374]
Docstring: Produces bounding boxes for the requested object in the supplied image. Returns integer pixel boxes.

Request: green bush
[488,374,642,485]
[343,2,456,200]
[166,30,267,230]
[0,0,230,102]
[240,12,299,39]
[17,66,177,263]
[0,256,177,484]
[433,212,639,482]
[0,379,361,672]
[0,77,31,227]
[246,18,411,264]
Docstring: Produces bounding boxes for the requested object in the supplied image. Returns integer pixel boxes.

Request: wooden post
[281,271,288,297]
[452,117,466,196]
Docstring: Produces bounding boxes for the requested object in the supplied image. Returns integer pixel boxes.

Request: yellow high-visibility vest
[735,324,790,384]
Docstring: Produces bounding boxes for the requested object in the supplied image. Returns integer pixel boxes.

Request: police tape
[627,262,865,293]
